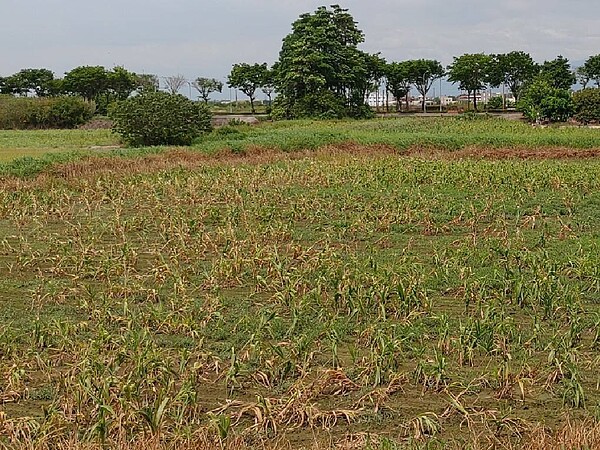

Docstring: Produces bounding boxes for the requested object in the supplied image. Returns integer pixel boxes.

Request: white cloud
[1,0,599,79]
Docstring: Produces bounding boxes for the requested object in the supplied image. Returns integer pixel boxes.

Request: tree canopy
[539,56,576,90]
[385,61,412,111]
[62,66,109,102]
[227,63,267,114]
[577,55,600,88]
[447,53,492,110]
[407,59,445,112]
[193,77,223,104]
[272,5,375,118]
[488,51,538,101]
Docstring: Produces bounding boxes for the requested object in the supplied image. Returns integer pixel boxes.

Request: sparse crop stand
[1,117,600,449]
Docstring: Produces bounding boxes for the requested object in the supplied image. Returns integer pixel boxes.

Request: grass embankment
[1,116,600,177]
[1,137,600,448]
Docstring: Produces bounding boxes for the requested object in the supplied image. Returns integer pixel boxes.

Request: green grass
[1,141,600,448]
[0,129,117,162]
[2,116,600,177]
[197,116,600,152]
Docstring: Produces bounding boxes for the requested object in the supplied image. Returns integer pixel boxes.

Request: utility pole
[439,77,443,113]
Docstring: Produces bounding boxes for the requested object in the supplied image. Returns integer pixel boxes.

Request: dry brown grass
[403,146,600,160]
[5,142,600,192]
[4,419,600,450]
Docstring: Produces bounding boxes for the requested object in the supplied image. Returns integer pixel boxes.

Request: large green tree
[228,63,267,114]
[1,68,58,97]
[539,56,575,90]
[260,68,275,106]
[385,61,412,111]
[488,51,538,101]
[273,5,374,118]
[193,77,223,104]
[577,55,600,88]
[407,59,445,112]
[62,66,109,101]
[0,73,28,96]
[362,53,387,112]
[108,66,137,100]
[518,77,573,123]
[135,74,160,94]
[447,53,493,110]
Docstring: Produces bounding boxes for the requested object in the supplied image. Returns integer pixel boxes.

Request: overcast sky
[2,0,599,91]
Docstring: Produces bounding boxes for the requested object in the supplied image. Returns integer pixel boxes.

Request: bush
[48,96,97,128]
[573,88,600,124]
[271,90,372,120]
[110,92,212,146]
[486,96,503,110]
[0,95,95,129]
[518,78,573,123]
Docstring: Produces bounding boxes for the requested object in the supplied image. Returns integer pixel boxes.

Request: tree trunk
[385,89,389,113]
[250,96,255,114]
[473,91,478,111]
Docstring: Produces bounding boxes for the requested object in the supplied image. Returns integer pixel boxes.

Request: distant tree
[193,77,223,104]
[407,59,445,112]
[362,53,387,112]
[2,68,57,97]
[135,74,160,93]
[518,77,573,123]
[108,66,137,100]
[164,74,187,95]
[573,88,600,124]
[385,61,412,111]
[539,56,576,90]
[447,53,493,111]
[576,66,591,89]
[228,63,267,114]
[577,55,600,88]
[0,73,29,96]
[488,51,538,101]
[260,68,275,106]
[63,66,109,102]
[273,5,374,119]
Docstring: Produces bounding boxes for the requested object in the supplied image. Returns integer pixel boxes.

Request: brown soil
[77,118,113,130]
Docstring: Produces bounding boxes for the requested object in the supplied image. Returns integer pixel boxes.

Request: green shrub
[271,89,375,120]
[573,88,600,124]
[48,96,97,128]
[518,78,573,123]
[110,92,212,146]
[0,95,95,129]
[486,96,503,110]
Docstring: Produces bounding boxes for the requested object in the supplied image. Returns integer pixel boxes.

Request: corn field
[2,119,600,449]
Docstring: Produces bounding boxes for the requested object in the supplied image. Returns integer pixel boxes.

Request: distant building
[365,91,387,107]
[456,91,516,105]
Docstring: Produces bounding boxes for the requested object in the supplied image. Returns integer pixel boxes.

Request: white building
[365,91,387,107]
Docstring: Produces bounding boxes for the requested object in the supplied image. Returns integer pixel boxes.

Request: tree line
[2,5,600,122]
[224,5,599,121]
